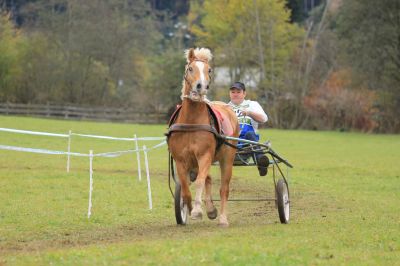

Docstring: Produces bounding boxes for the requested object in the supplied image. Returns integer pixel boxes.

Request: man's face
[229,88,246,105]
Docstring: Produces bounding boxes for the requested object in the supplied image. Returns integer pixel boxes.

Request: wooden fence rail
[0,103,168,124]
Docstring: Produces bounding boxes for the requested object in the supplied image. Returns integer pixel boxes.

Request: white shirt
[228,99,268,133]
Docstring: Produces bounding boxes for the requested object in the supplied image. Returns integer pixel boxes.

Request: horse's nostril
[206,85,209,90]
[196,83,202,90]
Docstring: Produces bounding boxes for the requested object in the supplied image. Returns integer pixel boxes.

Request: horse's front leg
[218,160,233,227]
[175,162,192,213]
[191,156,212,220]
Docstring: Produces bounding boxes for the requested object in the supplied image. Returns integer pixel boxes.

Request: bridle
[182,59,212,102]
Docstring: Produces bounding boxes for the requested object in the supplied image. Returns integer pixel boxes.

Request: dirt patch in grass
[1,182,310,256]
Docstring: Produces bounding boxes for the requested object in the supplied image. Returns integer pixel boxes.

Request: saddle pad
[168,104,222,135]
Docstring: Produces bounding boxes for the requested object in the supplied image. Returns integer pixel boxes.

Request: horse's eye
[208,68,212,74]
[188,66,193,72]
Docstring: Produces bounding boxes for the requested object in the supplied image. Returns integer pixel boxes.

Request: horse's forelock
[184,47,213,63]
[194,48,213,63]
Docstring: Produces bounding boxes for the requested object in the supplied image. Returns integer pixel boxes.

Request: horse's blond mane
[184,47,213,63]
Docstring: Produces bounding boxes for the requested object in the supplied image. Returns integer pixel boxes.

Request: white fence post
[134,134,141,181]
[88,150,94,218]
[67,130,72,173]
[143,145,152,210]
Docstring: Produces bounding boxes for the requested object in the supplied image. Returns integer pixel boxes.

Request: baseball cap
[230,81,246,91]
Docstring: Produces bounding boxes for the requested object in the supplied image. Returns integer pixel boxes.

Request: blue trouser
[237,130,263,162]
[238,124,259,146]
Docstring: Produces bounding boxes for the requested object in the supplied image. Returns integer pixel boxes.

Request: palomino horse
[167,48,239,227]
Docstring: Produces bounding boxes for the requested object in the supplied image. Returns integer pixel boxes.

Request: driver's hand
[240,109,249,116]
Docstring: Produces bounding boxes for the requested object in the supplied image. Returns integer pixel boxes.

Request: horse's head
[182,48,213,102]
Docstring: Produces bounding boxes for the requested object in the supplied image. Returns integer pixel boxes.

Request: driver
[228,81,269,176]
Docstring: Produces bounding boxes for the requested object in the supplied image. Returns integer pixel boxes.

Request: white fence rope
[1,127,167,218]
[0,127,165,175]
[0,127,69,137]
[71,132,165,141]
[0,141,166,157]
[0,145,88,157]
[0,127,165,141]
[72,133,134,141]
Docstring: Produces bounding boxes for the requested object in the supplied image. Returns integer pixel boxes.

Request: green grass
[1,115,399,265]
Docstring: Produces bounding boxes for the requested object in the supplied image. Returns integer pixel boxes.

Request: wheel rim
[283,188,290,221]
[180,196,188,224]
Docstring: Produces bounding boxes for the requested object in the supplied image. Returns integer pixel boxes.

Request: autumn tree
[189,0,304,127]
[19,0,161,106]
[0,12,27,102]
[335,0,400,132]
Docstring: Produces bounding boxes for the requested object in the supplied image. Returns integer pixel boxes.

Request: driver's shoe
[257,155,269,176]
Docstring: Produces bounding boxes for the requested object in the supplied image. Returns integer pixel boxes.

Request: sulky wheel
[174,182,188,225]
[276,178,290,224]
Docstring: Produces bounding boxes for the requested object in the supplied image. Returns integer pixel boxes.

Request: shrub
[304,70,378,132]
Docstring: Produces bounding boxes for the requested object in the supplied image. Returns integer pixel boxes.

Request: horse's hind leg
[218,161,233,227]
[205,175,218,220]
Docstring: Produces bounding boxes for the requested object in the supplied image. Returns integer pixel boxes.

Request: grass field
[1,115,399,265]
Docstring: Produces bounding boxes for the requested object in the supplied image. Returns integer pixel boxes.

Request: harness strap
[167,123,219,135]
[166,103,234,151]
[166,123,237,152]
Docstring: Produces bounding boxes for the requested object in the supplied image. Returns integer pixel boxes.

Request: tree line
[0,0,399,132]
[0,0,188,114]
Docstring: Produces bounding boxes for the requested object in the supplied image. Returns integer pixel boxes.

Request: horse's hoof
[207,208,218,220]
[218,215,229,227]
[191,211,203,220]
[189,171,197,182]
[218,221,229,228]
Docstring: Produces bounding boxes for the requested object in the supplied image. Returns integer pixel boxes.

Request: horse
[167,47,239,227]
